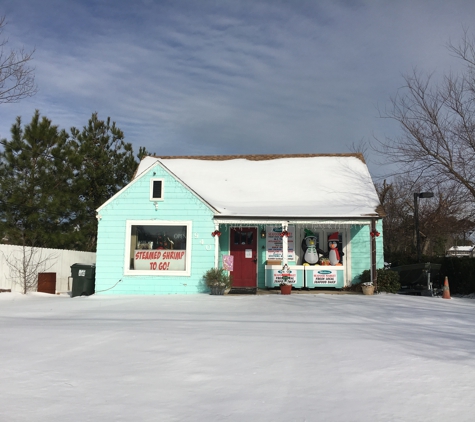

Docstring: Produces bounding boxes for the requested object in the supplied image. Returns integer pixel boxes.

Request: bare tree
[374,30,475,204]
[0,15,37,104]
[2,239,57,294]
[376,176,475,261]
[348,138,369,158]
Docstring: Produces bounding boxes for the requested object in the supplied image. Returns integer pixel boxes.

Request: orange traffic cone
[442,276,451,299]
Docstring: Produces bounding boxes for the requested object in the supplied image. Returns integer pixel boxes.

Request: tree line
[2,10,475,261]
[0,110,149,252]
[372,30,475,263]
[0,16,147,254]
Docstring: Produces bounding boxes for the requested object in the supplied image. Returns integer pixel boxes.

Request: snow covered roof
[134,154,383,219]
[448,246,475,252]
[446,246,475,257]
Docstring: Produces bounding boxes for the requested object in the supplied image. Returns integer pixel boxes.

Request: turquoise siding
[218,228,230,266]
[350,221,384,285]
[96,164,216,295]
[97,163,384,294]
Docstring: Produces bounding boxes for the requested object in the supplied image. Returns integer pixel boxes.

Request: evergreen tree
[70,113,138,251]
[0,110,77,248]
[0,111,147,252]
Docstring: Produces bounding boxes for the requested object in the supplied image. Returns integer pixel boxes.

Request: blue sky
[1,0,474,177]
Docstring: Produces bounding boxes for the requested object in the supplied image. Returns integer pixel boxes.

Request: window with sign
[125,220,192,276]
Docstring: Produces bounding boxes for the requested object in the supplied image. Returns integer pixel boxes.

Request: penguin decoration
[302,229,319,265]
[328,232,343,266]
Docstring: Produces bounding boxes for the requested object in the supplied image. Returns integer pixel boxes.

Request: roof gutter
[213,217,375,225]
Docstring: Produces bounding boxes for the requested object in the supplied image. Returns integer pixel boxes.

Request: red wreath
[211,230,221,237]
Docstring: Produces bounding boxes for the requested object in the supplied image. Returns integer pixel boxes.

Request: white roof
[448,246,474,252]
[134,155,381,218]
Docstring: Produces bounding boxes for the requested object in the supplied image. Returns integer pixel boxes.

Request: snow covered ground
[1,292,474,421]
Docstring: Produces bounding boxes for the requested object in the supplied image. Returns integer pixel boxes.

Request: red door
[230,227,257,288]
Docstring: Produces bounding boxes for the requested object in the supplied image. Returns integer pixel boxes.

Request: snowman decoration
[302,229,319,265]
[328,232,342,266]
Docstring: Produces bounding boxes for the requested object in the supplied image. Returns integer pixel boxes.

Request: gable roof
[134,154,383,219]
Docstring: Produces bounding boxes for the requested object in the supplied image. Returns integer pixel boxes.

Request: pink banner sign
[223,255,234,271]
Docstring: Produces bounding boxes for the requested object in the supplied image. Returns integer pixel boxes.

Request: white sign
[272,269,297,285]
[266,226,295,260]
[134,249,186,271]
[311,269,337,284]
[245,249,252,258]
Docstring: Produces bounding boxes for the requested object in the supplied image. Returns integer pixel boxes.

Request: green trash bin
[71,264,96,297]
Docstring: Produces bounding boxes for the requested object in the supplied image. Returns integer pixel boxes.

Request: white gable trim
[97,158,159,212]
[96,159,217,214]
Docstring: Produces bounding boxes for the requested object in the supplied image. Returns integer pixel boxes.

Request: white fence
[0,245,96,293]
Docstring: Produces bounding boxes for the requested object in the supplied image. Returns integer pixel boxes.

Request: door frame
[229,226,258,288]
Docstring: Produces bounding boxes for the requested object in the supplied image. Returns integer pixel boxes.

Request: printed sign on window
[134,250,186,271]
[266,226,295,260]
[272,269,297,285]
[311,269,337,285]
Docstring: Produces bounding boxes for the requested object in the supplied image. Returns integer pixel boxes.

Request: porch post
[214,223,219,268]
[282,222,288,266]
[371,218,378,290]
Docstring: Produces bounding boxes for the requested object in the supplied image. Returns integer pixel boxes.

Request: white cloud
[0,0,474,176]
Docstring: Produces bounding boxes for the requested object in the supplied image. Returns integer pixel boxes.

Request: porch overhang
[212,216,377,226]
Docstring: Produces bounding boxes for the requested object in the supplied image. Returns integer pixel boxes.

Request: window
[233,230,254,245]
[298,228,346,266]
[324,231,343,255]
[125,220,192,276]
[150,179,164,201]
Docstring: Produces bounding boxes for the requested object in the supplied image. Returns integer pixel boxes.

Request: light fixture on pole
[414,192,434,262]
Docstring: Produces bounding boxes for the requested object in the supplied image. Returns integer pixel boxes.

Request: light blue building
[95,154,384,295]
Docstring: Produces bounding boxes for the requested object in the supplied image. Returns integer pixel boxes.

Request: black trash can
[71,263,96,297]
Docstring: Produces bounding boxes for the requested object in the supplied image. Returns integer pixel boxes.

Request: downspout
[214,223,219,269]
[371,218,378,290]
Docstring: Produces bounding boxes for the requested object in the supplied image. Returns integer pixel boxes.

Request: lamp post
[414,192,434,262]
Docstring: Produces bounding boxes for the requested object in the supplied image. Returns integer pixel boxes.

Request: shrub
[360,268,401,294]
[440,257,475,295]
[202,267,233,288]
